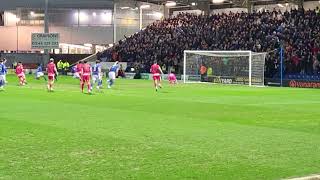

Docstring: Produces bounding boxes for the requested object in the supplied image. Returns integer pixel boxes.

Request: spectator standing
[313,55,319,74]
[64,61,70,75]
[57,60,63,74]
[117,64,126,78]
[162,64,167,74]
[207,67,213,76]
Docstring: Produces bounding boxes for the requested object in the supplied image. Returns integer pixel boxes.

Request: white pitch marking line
[285,174,320,180]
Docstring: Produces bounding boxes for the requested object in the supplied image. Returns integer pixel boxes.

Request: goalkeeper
[200,64,207,82]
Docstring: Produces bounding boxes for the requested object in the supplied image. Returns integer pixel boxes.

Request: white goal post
[183,50,266,86]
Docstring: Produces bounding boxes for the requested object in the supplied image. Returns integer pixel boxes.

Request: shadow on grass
[158,90,170,94]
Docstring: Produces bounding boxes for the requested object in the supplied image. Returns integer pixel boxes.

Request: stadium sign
[187,75,201,81]
[234,77,263,84]
[125,73,181,81]
[161,74,169,80]
[208,76,233,84]
[125,73,135,79]
[141,73,150,80]
[31,33,60,49]
[265,79,320,89]
[207,76,263,85]
[288,80,320,88]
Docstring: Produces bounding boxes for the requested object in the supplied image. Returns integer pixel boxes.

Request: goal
[183,50,266,86]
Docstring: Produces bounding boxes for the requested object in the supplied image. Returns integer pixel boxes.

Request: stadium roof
[0,0,114,11]
[0,0,306,11]
[140,0,304,8]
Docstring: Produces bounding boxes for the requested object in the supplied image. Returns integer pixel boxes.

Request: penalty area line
[285,174,320,180]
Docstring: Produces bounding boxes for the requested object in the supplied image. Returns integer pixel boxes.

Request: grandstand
[1,0,320,179]
[101,6,320,83]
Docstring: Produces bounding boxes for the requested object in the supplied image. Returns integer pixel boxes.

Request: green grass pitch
[1,75,320,179]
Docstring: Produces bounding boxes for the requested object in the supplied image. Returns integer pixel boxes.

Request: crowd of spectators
[99,7,320,78]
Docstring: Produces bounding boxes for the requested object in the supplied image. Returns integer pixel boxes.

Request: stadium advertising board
[31,33,60,49]
[287,79,320,88]
[234,77,263,84]
[187,75,201,81]
[125,73,135,79]
[141,73,151,80]
[161,74,169,80]
[207,76,263,85]
[124,73,181,80]
[265,79,281,87]
[124,73,151,80]
[265,79,320,88]
[207,76,233,84]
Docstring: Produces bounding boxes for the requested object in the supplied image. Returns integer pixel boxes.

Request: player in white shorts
[73,62,81,79]
[92,60,103,90]
[107,61,119,89]
[35,63,47,80]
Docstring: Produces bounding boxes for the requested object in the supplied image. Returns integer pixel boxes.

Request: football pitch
[1,75,320,179]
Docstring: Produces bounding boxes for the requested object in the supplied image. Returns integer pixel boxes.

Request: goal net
[183,51,266,86]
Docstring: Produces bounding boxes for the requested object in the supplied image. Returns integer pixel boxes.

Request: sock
[81,83,84,91]
[88,84,91,91]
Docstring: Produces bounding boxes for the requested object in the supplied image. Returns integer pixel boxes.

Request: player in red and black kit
[46,58,58,92]
[81,60,92,93]
[150,61,163,91]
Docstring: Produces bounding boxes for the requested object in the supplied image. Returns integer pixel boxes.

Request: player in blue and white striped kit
[0,59,7,90]
[35,63,47,81]
[107,61,119,89]
[92,60,103,90]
